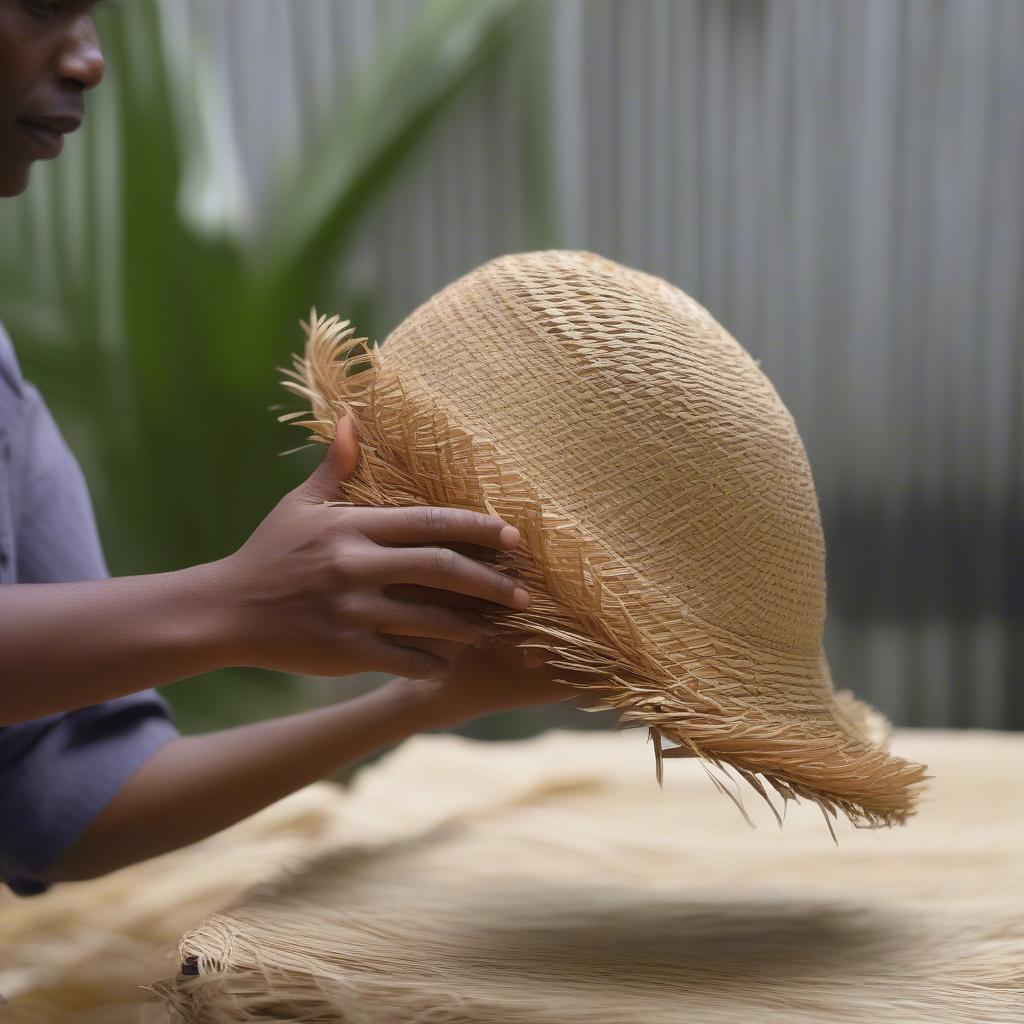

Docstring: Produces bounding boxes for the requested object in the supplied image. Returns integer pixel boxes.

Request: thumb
[302,413,360,501]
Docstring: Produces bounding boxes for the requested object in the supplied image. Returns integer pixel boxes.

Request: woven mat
[2,730,1021,1023]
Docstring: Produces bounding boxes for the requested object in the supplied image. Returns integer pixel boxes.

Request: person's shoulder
[0,321,25,399]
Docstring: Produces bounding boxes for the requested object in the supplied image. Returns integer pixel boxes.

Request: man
[0,0,569,894]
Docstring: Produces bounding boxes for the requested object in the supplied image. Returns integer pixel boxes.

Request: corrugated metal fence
[183,0,1023,728]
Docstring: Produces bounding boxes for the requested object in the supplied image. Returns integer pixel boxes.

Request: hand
[215,414,530,680]
[393,642,581,729]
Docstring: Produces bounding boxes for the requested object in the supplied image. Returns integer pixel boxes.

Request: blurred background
[0,0,1019,737]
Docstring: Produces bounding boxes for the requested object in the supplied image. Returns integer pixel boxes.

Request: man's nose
[56,16,105,92]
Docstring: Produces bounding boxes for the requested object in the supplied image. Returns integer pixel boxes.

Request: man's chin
[0,163,32,198]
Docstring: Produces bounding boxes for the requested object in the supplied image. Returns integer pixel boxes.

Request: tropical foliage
[0,0,539,731]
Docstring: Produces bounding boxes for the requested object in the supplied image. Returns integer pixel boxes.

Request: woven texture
[155,729,1023,1024]
[280,250,926,828]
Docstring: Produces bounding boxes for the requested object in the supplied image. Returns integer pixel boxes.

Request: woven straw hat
[282,250,927,830]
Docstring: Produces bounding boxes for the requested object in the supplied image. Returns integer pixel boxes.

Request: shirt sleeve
[0,698,178,895]
[0,349,179,895]
[15,380,112,583]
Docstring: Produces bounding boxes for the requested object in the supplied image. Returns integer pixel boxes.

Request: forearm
[49,678,453,880]
[0,560,233,724]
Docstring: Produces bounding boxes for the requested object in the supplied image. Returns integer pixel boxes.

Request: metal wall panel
[185,0,1023,727]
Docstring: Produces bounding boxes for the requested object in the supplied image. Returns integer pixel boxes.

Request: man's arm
[0,563,234,723]
[1,415,532,726]
[48,652,575,881]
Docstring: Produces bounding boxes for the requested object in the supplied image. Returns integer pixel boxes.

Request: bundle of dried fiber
[0,784,351,1024]
[156,729,1023,1024]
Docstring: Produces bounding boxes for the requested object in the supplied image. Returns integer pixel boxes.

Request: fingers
[373,597,497,646]
[383,545,530,610]
[484,642,546,670]
[396,636,465,665]
[300,413,359,501]
[331,413,360,481]
[359,637,450,679]
[383,584,505,613]
[355,506,521,552]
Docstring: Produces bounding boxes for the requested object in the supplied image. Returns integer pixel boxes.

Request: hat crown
[382,250,826,653]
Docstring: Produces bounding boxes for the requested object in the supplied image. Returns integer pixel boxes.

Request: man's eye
[24,0,62,19]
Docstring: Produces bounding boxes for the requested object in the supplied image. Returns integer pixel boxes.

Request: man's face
[0,0,104,197]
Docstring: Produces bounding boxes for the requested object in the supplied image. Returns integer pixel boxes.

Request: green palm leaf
[0,0,538,731]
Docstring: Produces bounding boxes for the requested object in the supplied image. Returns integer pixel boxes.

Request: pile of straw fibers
[158,729,1022,1024]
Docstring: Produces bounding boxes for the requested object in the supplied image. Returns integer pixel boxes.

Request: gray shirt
[0,324,178,895]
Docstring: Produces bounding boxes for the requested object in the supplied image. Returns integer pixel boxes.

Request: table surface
[153,729,1024,1024]
[2,727,1018,1023]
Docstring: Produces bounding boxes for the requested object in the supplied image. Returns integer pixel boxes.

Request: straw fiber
[156,729,1023,1024]
[0,785,354,1024]
[279,251,926,828]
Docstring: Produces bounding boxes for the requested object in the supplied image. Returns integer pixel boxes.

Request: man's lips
[18,114,83,159]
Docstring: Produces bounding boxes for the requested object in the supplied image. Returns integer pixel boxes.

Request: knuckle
[330,589,359,619]
[434,545,458,575]
[408,505,444,534]
[424,505,451,534]
[463,510,493,539]
[469,511,494,535]
[448,507,476,532]
[333,507,358,531]
[329,543,365,586]
[329,546,353,579]
[324,513,356,548]
[483,566,513,598]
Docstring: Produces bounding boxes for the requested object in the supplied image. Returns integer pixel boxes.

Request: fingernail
[512,587,531,610]
[499,525,521,548]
